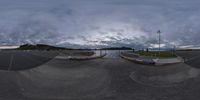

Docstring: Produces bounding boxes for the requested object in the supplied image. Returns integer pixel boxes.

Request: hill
[17,44,70,50]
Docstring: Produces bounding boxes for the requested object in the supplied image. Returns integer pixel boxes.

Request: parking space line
[8,55,14,70]
[186,55,200,62]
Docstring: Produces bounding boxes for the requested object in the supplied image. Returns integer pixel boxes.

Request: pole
[100,49,102,56]
[157,30,161,58]
[173,45,176,56]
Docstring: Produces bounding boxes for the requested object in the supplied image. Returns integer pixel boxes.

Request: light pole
[173,44,176,56]
[157,30,161,58]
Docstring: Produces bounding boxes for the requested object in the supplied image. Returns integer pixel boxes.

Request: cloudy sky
[0,0,199,48]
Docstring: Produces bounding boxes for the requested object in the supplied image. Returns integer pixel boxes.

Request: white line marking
[8,55,14,70]
[186,55,200,62]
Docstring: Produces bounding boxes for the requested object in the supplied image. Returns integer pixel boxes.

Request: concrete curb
[154,57,184,66]
[120,53,183,66]
[54,56,69,60]
[69,54,107,60]
[120,54,154,65]
[54,52,107,60]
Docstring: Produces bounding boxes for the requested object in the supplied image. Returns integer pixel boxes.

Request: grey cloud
[0,0,200,49]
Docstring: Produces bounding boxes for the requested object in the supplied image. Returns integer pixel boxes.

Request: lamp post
[157,30,161,58]
[173,44,176,56]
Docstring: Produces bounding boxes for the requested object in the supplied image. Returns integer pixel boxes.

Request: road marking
[8,55,14,71]
[185,55,200,62]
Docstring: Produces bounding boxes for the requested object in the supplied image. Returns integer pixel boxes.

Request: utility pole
[157,30,161,58]
[173,44,176,56]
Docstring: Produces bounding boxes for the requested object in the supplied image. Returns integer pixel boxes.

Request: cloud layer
[0,0,200,48]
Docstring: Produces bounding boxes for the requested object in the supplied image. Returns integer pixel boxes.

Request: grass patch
[138,51,177,58]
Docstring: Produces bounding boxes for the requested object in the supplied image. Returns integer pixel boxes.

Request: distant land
[16,44,70,50]
[15,44,133,50]
[1,44,199,51]
[101,47,132,50]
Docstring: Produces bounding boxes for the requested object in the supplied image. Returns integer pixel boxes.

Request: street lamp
[157,30,161,58]
[173,44,176,56]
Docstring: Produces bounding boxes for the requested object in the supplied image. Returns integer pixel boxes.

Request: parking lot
[0,50,200,100]
[0,51,59,70]
[177,50,200,68]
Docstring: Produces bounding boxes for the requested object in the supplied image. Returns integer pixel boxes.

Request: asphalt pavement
[176,51,200,68]
[0,51,59,70]
[0,50,200,100]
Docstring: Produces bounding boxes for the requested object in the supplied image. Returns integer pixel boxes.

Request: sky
[0,0,200,49]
